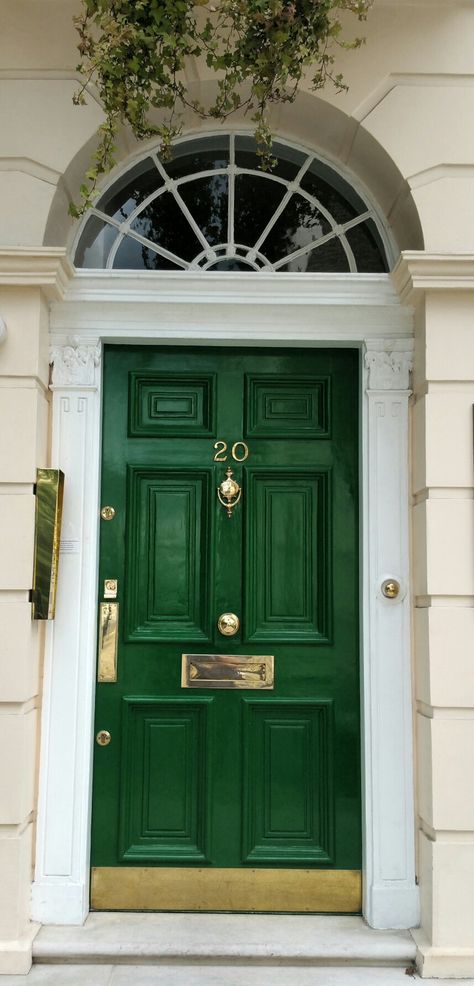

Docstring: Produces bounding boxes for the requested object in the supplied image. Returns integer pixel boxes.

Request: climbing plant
[71,0,373,216]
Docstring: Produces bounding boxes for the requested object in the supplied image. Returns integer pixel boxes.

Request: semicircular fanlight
[74,134,390,274]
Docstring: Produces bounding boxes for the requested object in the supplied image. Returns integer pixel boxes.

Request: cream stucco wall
[0,287,50,972]
[407,281,474,977]
[1,0,474,976]
[1,0,473,256]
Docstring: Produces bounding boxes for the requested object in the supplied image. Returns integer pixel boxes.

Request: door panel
[245,469,329,641]
[92,345,361,911]
[126,468,212,641]
[119,697,211,863]
[242,699,333,865]
[244,375,330,437]
[129,372,216,437]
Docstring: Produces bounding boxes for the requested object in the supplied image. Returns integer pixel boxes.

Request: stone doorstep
[33,914,416,967]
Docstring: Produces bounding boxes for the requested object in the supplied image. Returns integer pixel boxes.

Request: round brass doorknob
[100,505,115,521]
[96,730,111,746]
[217,612,240,636]
[381,579,401,599]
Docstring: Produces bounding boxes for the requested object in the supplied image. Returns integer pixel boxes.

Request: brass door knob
[381,579,401,599]
[96,730,111,746]
[217,612,240,636]
[100,506,116,521]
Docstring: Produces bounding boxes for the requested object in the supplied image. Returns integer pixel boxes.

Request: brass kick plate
[182,653,274,689]
[91,867,361,912]
[98,602,119,682]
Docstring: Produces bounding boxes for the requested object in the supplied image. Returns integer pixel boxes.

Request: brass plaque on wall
[182,654,274,689]
[32,468,65,620]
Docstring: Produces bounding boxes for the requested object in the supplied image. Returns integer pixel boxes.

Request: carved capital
[50,338,101,389]
[0,316,7,345]
[364,341,413,391]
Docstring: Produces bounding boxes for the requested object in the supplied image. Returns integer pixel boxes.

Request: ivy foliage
[71,0,373,216]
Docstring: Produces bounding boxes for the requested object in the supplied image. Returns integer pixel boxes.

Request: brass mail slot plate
[98,602,119,682]
[182,653,274,689]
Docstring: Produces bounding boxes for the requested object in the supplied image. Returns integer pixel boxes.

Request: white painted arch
[45,91,424,258]
[31,268,419,931]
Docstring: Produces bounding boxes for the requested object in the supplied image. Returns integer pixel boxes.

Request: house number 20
[213,441,249,462]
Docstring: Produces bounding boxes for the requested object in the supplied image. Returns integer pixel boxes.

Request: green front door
[91,345,361,912]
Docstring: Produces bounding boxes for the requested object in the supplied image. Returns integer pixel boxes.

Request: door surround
[32,270,419,931]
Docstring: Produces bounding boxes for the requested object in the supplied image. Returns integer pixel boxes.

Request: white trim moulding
[31,266,419,931]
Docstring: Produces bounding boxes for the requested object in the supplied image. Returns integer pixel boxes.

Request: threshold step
[33,914,416,967]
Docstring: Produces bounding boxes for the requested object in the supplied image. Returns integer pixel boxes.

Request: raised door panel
[244,375,330,438]
[119,698,212,862]
[245,469,330,641]
[242,700,334,864]
[128,373,216,437]
[125,468,212,641]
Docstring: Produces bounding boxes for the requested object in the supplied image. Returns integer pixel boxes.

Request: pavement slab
[3,964,474,986]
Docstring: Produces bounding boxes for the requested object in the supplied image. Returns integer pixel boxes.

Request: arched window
[74,134,390,273]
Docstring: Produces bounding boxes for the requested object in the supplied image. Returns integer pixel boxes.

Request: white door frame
[31,270,419,930]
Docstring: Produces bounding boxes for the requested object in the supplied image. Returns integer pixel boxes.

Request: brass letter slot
[98,602,119,682]
[182,654,274,690]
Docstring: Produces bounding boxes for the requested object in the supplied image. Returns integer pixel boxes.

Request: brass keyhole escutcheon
[96,730,111,746]
[104,578,118,599]
[217,612,240,637]
[101,506,116,521]
[381,579,401,600]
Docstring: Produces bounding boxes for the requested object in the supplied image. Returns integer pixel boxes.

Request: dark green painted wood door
[91,345,361,911]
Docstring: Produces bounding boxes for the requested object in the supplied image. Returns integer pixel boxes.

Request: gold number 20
[213,440,249,462]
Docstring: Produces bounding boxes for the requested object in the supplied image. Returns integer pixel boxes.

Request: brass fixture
[217,612,240,636]
[91,866,361,912]
[217,467,241,518]
[32,468,65,620]
[381,579,400,599]
[104,578,118,599]
[182,653,274,690]
[100,505,116,521]
[96,730,111,746]
[97,602,119,682]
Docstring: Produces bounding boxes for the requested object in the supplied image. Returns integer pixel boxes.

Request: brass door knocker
[217,467,241,518]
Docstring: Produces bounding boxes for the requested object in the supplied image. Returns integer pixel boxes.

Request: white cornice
[49,270,413,341]
[0,253,417,338]
[0,248,74,300]
[392,252,474,305]
[60,270,401,307]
